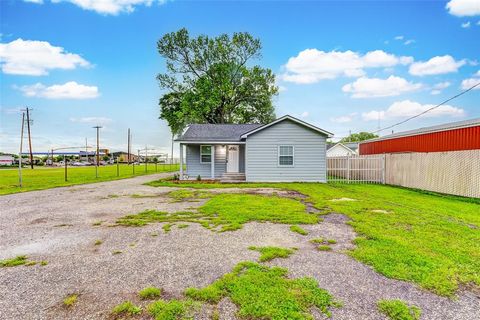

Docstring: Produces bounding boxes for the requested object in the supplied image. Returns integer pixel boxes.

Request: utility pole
[25,107,34,169]
[85,138,88,163]
[18,112,25,187]
[127,128,131,165]
[93,126,102,178]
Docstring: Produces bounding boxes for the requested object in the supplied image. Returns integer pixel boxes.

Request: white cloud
[461,77,480,90]
[23,0,44,3]
[404,39,415,45]
[461,21,471,28]
[477,20,480,25]
[282,49,413,84]
[70,117,113,125]
[409,55,465,76]
[342,76,422,98]
[48,0,165,15]
[430,81,451,95]
[394,35,404,40]
[330,113,357,123]
[18,81,99,99]
[446,0,480,17]
[0,38,90,76]
[362,100,465,121]
[300,111,309,118]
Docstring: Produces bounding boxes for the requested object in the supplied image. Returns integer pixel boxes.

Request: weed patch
[1,255,29,267]
[147,299,197,320]
[118,193,318,232]
[112,250,122,255]
[377,299,421,320]
[185,261,340,318]
[248,246,296,262]
[318,245,332,251]
[94,240,103,246]
[162,223,172,233]
[92,221,103,226]
[112,301,142,316]
[139,287,162,300]
[63,294,78,307]
[290,225,308,235]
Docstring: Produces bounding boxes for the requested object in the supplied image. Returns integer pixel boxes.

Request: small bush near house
[377,299,421,320]
[196,175,201,181]
[139,287,162,300]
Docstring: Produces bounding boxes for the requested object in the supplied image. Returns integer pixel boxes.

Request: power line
[371,81,480,134]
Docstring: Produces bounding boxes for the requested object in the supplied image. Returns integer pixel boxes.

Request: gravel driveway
[0,174,478,320]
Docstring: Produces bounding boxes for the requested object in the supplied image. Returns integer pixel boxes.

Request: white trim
[241,115,333,138]
[200,145,212,164]
[278,145,294,167]
[211,145,215,179]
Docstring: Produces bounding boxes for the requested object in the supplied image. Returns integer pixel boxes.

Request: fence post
[347,156,351,183]
[382,154,386,184]
[117,158,119,177]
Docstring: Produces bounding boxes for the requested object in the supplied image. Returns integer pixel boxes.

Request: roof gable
[240,115,333,138]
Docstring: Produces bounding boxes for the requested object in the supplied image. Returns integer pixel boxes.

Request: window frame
[278,145,294,167]
[200,145,212,164]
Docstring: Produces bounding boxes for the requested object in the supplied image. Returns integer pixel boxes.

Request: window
[278,145,294,166]
[200,145,212,163]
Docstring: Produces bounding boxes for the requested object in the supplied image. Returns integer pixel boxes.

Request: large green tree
[157,28,278,136]
[340,132,379,143]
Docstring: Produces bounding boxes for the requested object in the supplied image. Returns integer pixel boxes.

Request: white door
[227,145,239,173]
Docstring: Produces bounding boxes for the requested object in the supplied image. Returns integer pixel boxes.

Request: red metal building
[359,118,480,155]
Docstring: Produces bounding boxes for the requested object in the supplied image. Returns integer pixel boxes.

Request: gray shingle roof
[176,123,264,142]
[361,118,480,143]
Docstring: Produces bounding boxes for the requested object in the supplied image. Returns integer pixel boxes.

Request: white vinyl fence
[385,150,480,198]
[327,150,480,198]
[327,155,385,184]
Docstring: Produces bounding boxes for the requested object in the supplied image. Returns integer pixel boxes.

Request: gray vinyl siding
[245,119,327,182]
[239,145,246,173]
[185,145,226,179]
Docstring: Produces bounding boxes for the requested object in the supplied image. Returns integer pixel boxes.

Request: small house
[175,115,333,182]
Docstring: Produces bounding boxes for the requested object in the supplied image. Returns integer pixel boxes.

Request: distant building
[359,118,480,155]
[327,142,359,157]
[0,155,14,166]
[111,152,139,163]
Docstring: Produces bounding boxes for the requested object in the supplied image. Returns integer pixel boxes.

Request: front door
[227,145,239,173]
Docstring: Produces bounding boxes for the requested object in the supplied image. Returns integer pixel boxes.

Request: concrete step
[221,172,246,182]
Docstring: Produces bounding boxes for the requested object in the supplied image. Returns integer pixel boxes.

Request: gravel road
[0,174,478,319]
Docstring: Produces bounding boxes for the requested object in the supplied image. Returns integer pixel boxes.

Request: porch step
[221,172,246,182]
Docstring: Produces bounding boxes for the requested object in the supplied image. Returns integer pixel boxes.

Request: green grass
[290,225,308,235]
[148,180,480,297]
[1,255,29,267]
[177,223,189,229]
[117,193,319,232]
[63,294,78,307]
[185,261,340,318]
[139,287,162,300]
[40,260,48,266]
[377,299,421,320]
[112,301,142,316]
[0,164,179,195]
[248,246,296,262]
[168,189,211,202]
[147,299,197,320]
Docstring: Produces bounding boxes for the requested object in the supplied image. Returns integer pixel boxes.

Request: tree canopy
[340,132,379,143]
[157,28,278,136]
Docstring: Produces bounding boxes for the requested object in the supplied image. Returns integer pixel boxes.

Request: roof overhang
[240,115,333,138]
[175,140,246,145]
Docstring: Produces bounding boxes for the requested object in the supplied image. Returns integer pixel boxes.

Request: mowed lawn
[148,180,480,297]
[0,164,179,195]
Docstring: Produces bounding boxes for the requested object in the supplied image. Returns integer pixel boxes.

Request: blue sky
[1,0,479,155]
